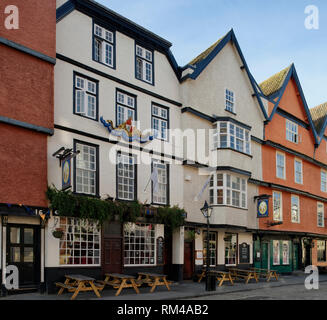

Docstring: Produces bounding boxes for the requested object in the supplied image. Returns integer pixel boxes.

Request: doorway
[261,242,269,270]
[6,224,41,287]
[183,241,194,279]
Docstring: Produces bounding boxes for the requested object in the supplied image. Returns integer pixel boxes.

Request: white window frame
[321,170,327,193]
[291,195,300,224]
[224,233,238,266]
[213,122,251,155]
[203,231,217,267]
[74,75,97,120]
[225,89,235,113]
[75,142,97,195]
[152,104,169,141]
[209,173,247,209]
[135,44,153,84]
[123,223,156,266]
[317,202,325,228]
[117,153,136,201]
[276,152,286,179]
[273,191,283,221]
[152,161,168,205]
[286,120,298,144]
[294,159,303,184]
[59,217,101,266]
[93,24,114,67]
[116,90,136,126]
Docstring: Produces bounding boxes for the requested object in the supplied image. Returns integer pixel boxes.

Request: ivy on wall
[46,186,186,232]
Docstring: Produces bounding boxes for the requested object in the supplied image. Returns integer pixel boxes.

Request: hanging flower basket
[52,229,64,239]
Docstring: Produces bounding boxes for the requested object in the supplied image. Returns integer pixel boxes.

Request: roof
[189,36,225,65]
[259,65,292,96]
[310,102,327,134]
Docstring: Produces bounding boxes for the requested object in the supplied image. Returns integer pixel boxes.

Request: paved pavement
[2,271,327,300]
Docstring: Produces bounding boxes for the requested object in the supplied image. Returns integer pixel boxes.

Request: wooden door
[183,241,194,279]
[102,238,122,274]
[261,242,269,270]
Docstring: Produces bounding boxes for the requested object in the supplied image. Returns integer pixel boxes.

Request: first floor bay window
[124,223,155,266]
[213,121,251,155]
[209,173,247,209]
[59,217,101,265]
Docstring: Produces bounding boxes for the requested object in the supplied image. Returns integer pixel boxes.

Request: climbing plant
[46,186,186,231]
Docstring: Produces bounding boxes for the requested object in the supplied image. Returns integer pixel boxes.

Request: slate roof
[259,65,292,96]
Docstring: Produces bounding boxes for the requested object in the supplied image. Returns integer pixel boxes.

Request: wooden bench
[228,268,259,284]
[250,268,279,282]
[209,270,234,287]
[101,273,141,296]
[56,274,103,300]
[137,272,172,293]
[197,269,206,283]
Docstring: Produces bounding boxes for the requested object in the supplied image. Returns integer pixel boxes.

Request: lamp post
[201,200,213,291]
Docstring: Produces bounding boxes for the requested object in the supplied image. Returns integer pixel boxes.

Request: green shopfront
[253,234,302,273]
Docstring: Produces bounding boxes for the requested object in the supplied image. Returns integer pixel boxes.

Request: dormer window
[286,120,298,143]
[135,44,154,84]
[93,23,115,68]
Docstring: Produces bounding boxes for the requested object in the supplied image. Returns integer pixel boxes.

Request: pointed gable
[310,102,327,140]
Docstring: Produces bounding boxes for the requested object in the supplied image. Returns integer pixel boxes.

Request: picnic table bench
[209,270,234,287]
[197,269,206,283]
[136,272,172,293]
[228,268,259,284]
[250,268,279,282]
[56,274,103,300]
[98,273,140,296]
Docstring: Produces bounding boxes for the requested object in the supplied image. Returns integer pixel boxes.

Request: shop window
[317,240,327,262]
[273,240,280,265]
[224,234,237,265]
[59,217,101,265]
[282,241,289,265]
[203,232,217,267]
[124,223,155,266]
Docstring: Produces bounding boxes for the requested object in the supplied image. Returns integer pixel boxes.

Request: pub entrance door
[183,241,194,279]
[6,224,41,288]
[261,242,269,270]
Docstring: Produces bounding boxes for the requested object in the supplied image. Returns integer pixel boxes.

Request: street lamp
[201,200,213,291]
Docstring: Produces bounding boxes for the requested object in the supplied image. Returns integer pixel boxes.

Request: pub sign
[257,198,269,218]
[62,157,71,190]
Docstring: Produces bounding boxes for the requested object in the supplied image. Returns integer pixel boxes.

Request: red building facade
[0,0,56,293]
[253,65,327,273]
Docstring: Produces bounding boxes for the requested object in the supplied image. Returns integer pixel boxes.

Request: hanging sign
[257,198,269,218]
[62,158,71,190]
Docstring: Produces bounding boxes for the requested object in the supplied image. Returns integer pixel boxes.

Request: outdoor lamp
[201,200,212,218]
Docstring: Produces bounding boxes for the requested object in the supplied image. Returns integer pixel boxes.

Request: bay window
[209,173,247,209]
[213,122,251,155]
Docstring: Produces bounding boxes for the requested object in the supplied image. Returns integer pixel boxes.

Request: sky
[96,0,327,108]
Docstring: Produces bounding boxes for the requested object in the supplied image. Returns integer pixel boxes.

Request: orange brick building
[253,64,327,273]
[0,0,56,293]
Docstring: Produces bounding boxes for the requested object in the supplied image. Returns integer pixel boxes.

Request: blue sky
[97,0,327,108]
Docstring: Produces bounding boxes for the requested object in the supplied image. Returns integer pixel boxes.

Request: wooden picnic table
[209,270,234,287]
[197,268,206,283]
[137,272,171,293]
[98,273,140,296]
[228,268,259,284]
[250,268,279,282]
[56,274,103,300]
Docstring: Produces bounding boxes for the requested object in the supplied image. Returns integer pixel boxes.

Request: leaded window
[117,153,136,201]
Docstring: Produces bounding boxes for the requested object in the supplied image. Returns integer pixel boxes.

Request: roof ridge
[259,64,292,97]
[188,31,230,66]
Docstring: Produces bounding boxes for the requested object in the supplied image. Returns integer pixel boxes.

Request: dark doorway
[102,221,123,274]
[183,241,194,279]
[6,224,41,288]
